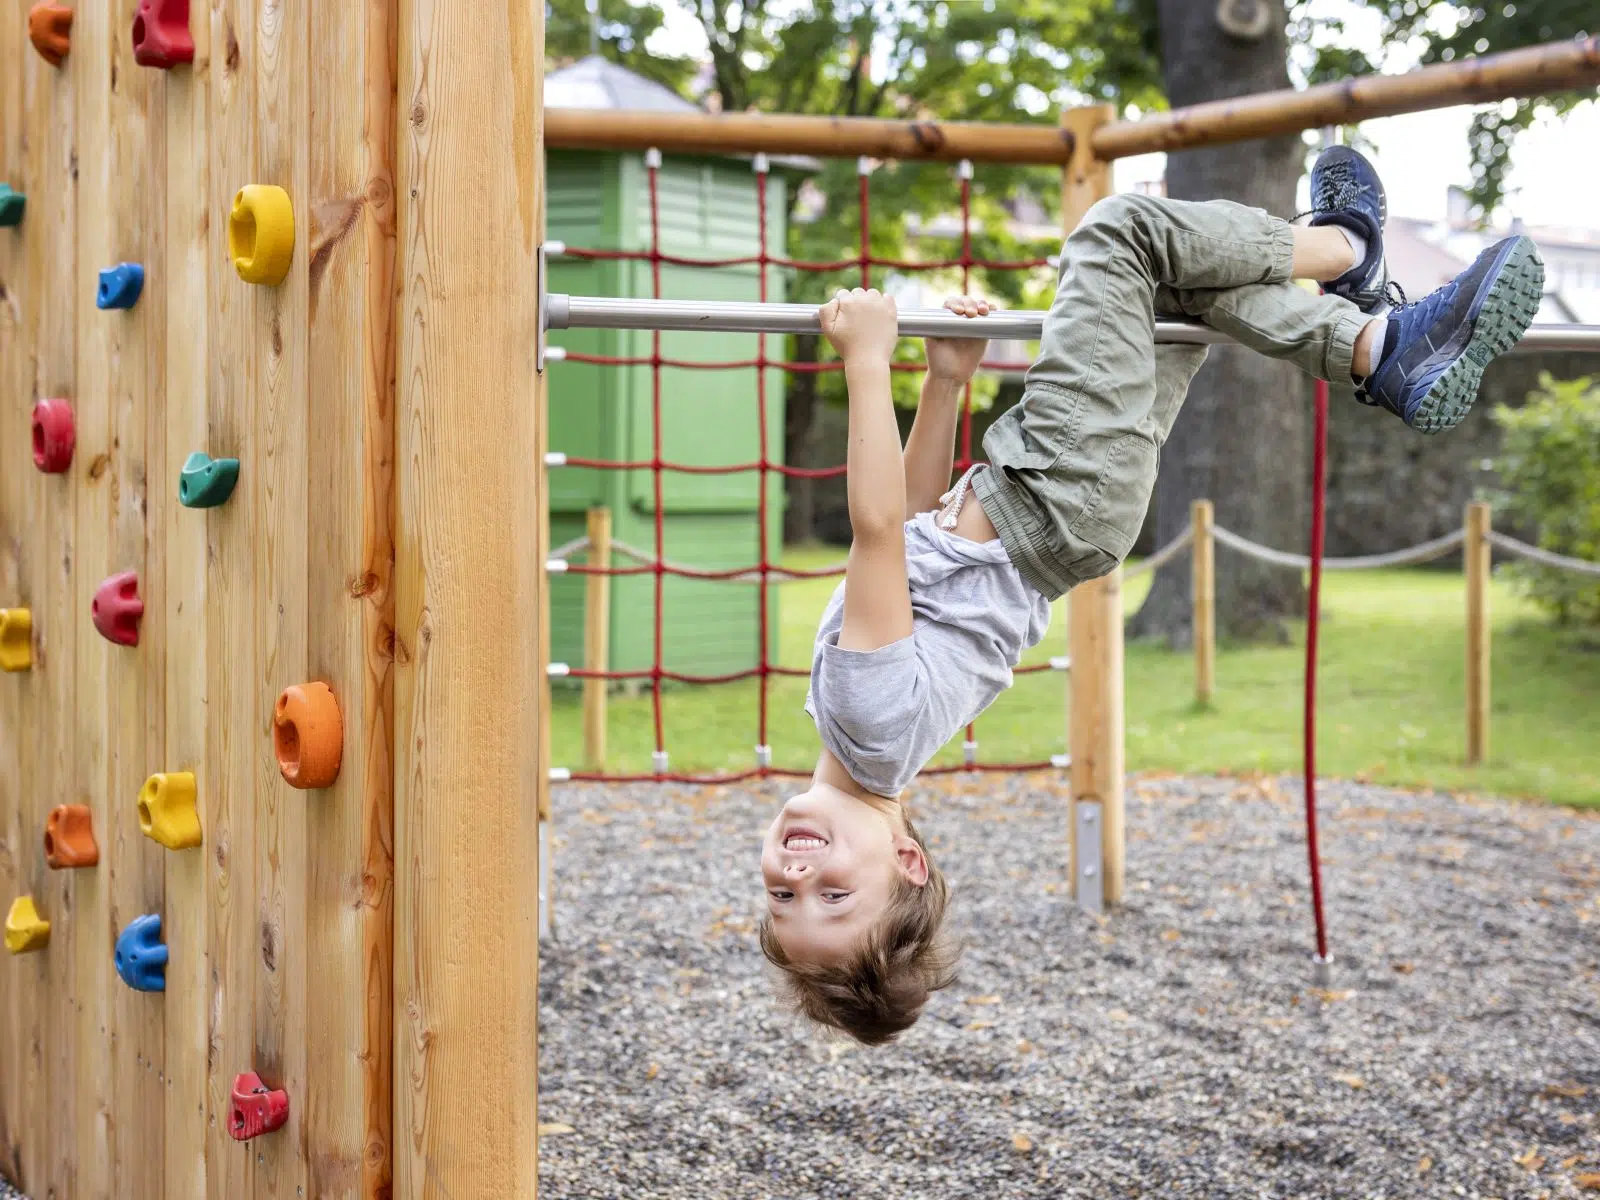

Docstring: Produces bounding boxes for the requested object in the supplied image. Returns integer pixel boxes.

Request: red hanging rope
[648,158,667,769]
[1305,378,1331,963]
[755,160,773,762]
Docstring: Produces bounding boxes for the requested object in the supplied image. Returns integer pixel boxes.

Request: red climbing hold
[131,0,192,68]
[228,1072,289,1141]
[92,571,144,646]
[31,399,75,474]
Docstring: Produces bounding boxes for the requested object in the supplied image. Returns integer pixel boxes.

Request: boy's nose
[783,862,809,878]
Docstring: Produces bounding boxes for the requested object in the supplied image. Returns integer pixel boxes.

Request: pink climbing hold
[92,571,144,646]
[228,1072,289,1140]
[131,0,192,68]
[32,399,75,474]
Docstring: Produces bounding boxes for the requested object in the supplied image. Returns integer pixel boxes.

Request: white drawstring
[937,464,985,530]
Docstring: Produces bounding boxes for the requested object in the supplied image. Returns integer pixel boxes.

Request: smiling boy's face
[760,785,929,966]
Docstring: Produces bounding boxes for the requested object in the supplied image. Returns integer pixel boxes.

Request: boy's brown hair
[758,814,959,1046]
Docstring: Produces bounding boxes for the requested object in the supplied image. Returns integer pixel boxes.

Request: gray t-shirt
[804,509,1052,796]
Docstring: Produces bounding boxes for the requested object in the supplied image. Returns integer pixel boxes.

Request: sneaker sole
[1409,237,1544,434]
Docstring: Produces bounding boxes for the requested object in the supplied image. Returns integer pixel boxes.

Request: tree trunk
[1129,0,1311,645]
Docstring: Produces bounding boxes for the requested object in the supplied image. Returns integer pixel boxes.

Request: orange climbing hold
[28,2,72,66]
[0,609,32,672]
[44,804,99,869]
[274,682,343,789]
[5,896,49,954]
[138,771,201,850]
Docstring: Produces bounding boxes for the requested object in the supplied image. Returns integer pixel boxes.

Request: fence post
[1062,104,1123,909]
[584,506,613,770]
[1465,501,1491,765]
[1192,499,1215,706]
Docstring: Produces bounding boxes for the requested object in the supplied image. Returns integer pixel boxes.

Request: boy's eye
[823,892,851,902]
[768,890,793,901]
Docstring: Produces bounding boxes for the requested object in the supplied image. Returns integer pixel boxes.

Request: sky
[646,0,1600,232]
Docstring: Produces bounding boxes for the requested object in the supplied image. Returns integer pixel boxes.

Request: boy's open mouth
[783,827,828,851]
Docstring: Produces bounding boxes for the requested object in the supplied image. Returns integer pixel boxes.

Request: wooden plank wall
[0,0,397,1195]
[392,0,546,1196]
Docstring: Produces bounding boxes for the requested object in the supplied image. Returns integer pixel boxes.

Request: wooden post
[1069,570,1127,904]
[1061,104,1125,906]
[1465,501,1491,766]
[583,507,612,769]
[393,0,544,1195]
[1192,499,1215,706]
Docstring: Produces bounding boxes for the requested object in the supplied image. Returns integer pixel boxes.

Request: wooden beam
[1092,37,1600,160]
[1192,499,1215,707]
[1061,105,1126,907]
[546,106,1076,164]
[393,0,544,1194]
[1060,104,1116,229]
[545,38,1599,168]
[1465,501,1491,766]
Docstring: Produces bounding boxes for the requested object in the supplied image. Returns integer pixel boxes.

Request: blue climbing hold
[114,913,167,992]
[97,263,145,309]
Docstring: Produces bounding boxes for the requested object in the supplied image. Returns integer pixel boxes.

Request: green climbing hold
[0,185,25,227]
[179,453,240,508]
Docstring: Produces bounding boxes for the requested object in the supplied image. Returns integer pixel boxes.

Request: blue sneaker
[1307,145,1393,314]
[1358,235,1544,434]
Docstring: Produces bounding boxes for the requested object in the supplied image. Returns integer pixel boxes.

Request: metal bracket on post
[1075,800,1104,914]
[536,240,566,373]
[538,818,554,942]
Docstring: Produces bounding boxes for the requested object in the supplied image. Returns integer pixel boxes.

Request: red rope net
[549,153,1066,785]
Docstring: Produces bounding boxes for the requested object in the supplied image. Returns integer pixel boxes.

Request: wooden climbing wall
[0,0,400,1195]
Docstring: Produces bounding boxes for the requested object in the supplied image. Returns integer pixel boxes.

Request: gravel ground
[538,773,1600,1200]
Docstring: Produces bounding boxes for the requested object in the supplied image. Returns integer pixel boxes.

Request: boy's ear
[893,836,930,886]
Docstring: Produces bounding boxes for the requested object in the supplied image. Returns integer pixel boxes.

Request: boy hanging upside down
[759,147,1544,1045]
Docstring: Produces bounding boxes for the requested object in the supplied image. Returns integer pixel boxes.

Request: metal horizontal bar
[546,294,1600,353]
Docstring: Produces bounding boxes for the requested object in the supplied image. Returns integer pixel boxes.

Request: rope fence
[1173,499,1598,769]
[1485,530,1600,578]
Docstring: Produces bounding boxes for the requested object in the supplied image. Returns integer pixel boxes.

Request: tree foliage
[1491,375,1600,627]
[1291,0,1596,217]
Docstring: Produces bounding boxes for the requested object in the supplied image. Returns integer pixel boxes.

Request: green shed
[544,58,805,680]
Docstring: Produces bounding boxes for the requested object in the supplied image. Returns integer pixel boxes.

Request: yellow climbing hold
[228,184,294,286]
[5,896,50,954]
[138,771,202,850]
[0,609,32,672]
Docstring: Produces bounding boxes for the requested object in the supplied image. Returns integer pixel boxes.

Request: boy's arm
[901,373,964,516]
[903,296,992,516]
[820,289,914,653]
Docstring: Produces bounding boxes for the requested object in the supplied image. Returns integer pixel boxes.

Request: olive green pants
[972,192,1371,601]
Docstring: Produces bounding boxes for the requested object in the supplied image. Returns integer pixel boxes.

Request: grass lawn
[550,544,1600,809]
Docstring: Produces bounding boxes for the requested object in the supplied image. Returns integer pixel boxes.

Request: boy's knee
[1062,193,1165,262]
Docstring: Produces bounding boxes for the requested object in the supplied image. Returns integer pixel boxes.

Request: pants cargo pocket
[1068,432,1159,564]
